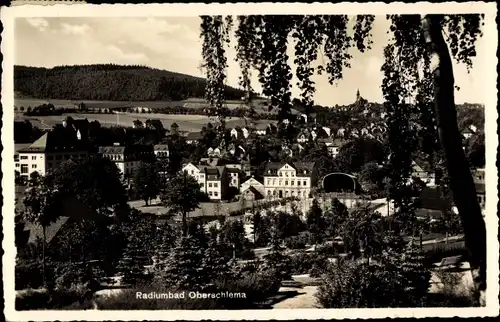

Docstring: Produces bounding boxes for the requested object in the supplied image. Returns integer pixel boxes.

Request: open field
[15,112,277,132]
[14,98,196,110]
[14,97,300,115]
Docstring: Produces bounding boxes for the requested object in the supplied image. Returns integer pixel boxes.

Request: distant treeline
[14,64,245,101]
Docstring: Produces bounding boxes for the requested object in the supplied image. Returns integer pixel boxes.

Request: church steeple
[356,89,361,101]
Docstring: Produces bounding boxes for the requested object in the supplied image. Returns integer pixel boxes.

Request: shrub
[215,270,281,303]
[15,260,56,290]
[16,288,51,310]
[284,236,307,249]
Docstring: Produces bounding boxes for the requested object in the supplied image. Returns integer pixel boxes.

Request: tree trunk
[42,226,46,287]
[421,15,486,293]
[182,211,188,237]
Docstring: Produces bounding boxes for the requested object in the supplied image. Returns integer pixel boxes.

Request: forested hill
[14,64,245,101]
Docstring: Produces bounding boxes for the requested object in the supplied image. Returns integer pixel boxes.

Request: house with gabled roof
[411,159,436,187]
[296,130,311,143]
[185,132,203,144]
[16,131,89,180]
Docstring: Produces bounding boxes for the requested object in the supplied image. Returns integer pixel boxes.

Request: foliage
[14,64,244,101]
[14,120,44,144]
[160,172,205,235]
[47,156,128,217]
[323,198,349,238]
[335,138,387,173]
[306,199,325,244]
[465,131,485,169]
[342,208,385,259]
[219,219,249,258]
[156,236,207,291]
[134,161,161,205]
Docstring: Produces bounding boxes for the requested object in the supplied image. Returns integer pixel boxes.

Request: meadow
[15,111,276,133]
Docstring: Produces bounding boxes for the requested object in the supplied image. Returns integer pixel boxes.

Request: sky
[14,16,488,106]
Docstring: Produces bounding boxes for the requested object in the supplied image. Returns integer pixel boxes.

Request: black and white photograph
[1,2,498,320]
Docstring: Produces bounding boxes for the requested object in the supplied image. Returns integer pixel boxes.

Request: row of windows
[46,154,86,161]
[267,170,308,177]
[266,179,308,186]
[266,190,309,197]
[208,182,219,188]
[208,191,219,197]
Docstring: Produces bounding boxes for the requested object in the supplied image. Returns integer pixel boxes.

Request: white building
[322,138,345,158]
[98,143,154,177]
[182,163,229,200]
[153,144,169,159]
[15,132,89,181]
[263,162,318,200]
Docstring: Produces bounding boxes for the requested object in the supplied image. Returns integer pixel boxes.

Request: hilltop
[14,64,245,102]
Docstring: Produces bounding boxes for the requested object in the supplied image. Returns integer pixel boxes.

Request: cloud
[105,45,149,63]
[25,18,49,32]
[60,22,91,35]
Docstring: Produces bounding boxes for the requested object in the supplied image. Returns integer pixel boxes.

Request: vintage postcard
[1,2,498,321]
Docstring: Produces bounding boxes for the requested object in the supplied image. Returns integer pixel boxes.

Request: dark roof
[264,162,315,176]
[226,167,240,173]
[413,158,433,172]
[18,131,85,153]
[294,162,315,172]
[99,144,153,154]
[264,162,283,172]
[15,143,32,152]
[185,132,203,140]
[154,144,169,151]
[99,146,126,154]
[244,186,264,198]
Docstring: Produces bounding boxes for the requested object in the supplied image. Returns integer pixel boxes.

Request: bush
[316,260,407,308]
[95,272,280,310]
[215,270,281,303]
[15,260,56,290]
[284,235,307,249]
[16,288,51,310]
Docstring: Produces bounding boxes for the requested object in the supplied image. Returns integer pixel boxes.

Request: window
[209,191,213,196]
[214,192,218,197]
[209,183,213,188]
[285,180,288,186]
[20,156,28,160]
[291,180,294,186]
[298,181,301,186]
[32,164,37,169]
[32,156,36,160]
[14,155,19,162]
[303,180,307,186]
[214,182,218,188]
[273,179,276,185]
[267,190,271,196]
[15,163,19,168]
[267,179,271,185]
[21,164,28,174]
[191,170,194,175]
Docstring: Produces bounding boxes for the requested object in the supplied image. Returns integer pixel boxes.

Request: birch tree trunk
[421,15,486,300]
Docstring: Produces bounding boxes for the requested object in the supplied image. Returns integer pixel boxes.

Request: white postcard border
[2,2,498,320]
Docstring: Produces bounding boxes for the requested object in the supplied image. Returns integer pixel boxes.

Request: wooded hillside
[14,64,245,101]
